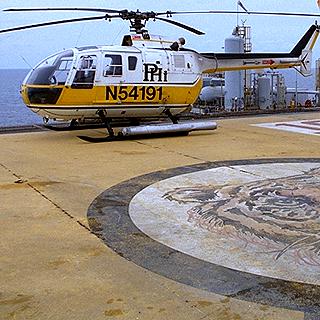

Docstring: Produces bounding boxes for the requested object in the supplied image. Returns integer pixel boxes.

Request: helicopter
[1,7,320,140]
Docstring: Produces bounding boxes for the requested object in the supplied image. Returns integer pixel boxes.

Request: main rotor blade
[155,17,205,35]
[0,15,109,34]
[3,7,122,14]
[5,8,320,18]
[239,10,320,18]
[159,10,320,18]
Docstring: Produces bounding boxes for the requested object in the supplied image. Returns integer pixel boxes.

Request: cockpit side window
[104,54,122,76]
[72,55,97,89]
[51,58,73,85]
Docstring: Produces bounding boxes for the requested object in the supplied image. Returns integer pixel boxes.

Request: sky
[1,0,320,69]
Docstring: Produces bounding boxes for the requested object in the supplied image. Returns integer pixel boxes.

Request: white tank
[199,86,225,103]
[257,76,272,109]
[224,34,244,110]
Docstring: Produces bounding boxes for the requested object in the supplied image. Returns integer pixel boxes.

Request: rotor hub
[119,10,156,34]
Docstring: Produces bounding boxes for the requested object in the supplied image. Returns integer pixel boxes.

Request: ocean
[0,68,316,127]
[0,69,41,127]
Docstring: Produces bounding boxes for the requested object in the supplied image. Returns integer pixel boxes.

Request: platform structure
[0,112,320,320]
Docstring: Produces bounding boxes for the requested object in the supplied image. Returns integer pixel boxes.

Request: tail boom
[199,24,319,75]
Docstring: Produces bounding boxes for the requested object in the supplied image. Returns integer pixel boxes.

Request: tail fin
[290,24,318,57]
[291,24,319,76]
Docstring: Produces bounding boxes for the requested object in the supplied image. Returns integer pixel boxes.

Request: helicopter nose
[20,85,30,104]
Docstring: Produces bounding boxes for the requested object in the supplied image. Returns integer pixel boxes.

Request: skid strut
[97,110,114,137]
[164,109,178,124]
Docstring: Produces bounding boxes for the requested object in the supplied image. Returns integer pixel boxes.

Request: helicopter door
[143,52,168,84]
[104,53,141,83]
[72,55,97,89]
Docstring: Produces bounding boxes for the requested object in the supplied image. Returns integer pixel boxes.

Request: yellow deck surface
[1,112,319,320]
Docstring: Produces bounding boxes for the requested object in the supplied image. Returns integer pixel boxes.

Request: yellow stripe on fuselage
[22,79,203,108]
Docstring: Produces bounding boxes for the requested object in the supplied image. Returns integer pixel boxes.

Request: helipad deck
[1,112,320,320]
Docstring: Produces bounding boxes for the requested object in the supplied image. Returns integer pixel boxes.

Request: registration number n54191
[106,86,163,102]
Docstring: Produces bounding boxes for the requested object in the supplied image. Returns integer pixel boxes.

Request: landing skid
[77,120,217,143]
[44,118,142,132]
[44,123,105,131]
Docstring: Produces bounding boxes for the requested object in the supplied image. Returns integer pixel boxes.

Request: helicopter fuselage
[21,35,204,122]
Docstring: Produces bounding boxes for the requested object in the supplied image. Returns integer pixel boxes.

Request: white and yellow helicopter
[1,7,320,140]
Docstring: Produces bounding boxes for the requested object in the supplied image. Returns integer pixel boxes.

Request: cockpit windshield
[25,50,74,85]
